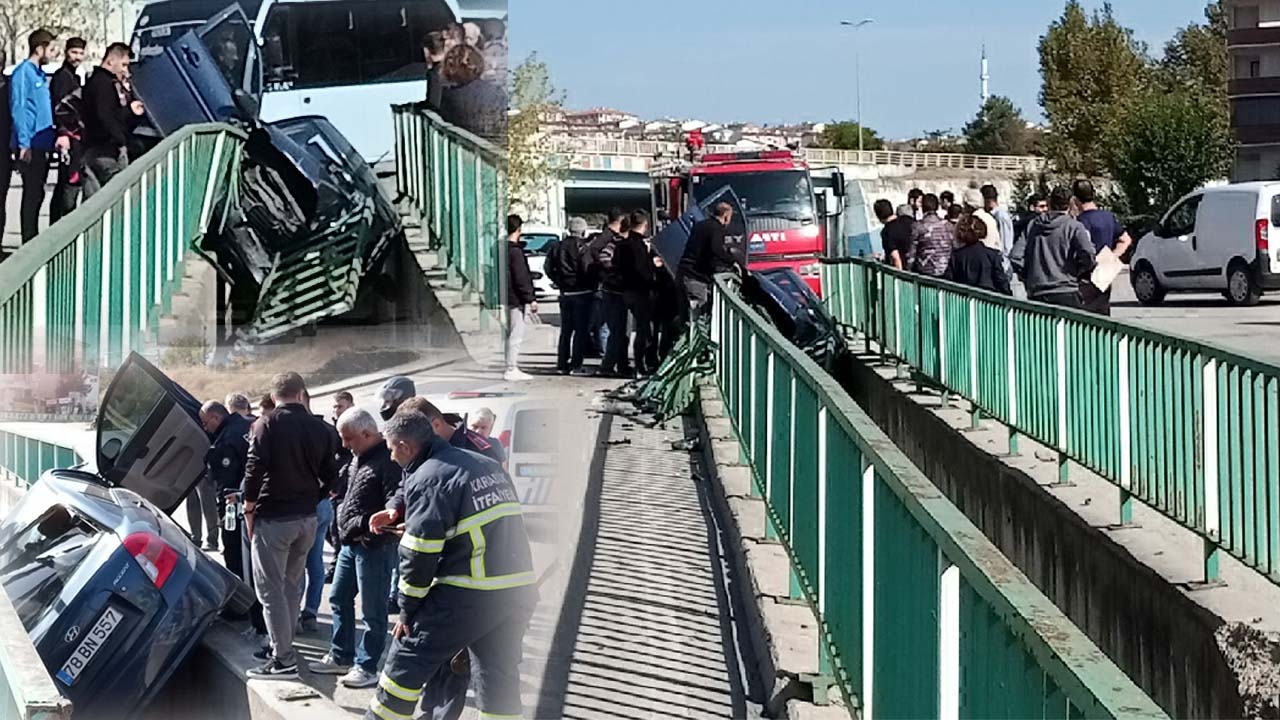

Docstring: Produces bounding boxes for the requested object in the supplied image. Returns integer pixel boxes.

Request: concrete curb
[691,377,853,720]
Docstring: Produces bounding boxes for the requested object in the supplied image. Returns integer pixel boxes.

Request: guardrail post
[1118,337,1134,527]
[1201,355,1222,586]
[1055,318,1072,486]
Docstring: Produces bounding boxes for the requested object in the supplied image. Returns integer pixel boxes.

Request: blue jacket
[9,60,54,151]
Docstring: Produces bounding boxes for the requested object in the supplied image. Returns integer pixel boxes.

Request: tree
[1104,89,1233,214]
[1,0,120,64]
[819,121,883,151]
[506,53,566,217]
[1160,1,1227,95]
[963,96,1029,155]
[1039,1,1148,175]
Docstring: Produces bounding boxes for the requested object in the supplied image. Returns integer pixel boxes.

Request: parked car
[744,267,848,371]
[131,3,406,344]
[520,224,564,301]
[1129,183,1280,306]
[0,353,253,720]
[495,400,557,513]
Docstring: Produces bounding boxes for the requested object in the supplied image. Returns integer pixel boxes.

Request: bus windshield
[260,0,455,90]
[692,170,816,223]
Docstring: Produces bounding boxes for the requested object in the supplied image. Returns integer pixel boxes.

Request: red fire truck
[650,147,844,294]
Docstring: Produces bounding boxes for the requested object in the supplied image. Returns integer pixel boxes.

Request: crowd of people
[189,372,534,720]
[505,202,742,380]
[876,180,1131,315]
[2,30,147,254]
[421,19,507,140]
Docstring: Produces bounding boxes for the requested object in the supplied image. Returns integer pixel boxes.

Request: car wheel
[1227,263,1262,307]
[1131,265,1165,306]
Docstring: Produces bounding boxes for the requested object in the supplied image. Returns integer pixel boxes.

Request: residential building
[1228,0,1280,180]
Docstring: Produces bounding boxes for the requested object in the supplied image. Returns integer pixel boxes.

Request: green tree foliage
[1103,91,1233,214]
[1160,0,1227,95]
[1038,1,1148,175]
[819,121,884,151]
[963,96,1029,155]
[507,54,566,213]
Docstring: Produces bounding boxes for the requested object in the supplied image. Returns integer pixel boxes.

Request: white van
[1129,183,1280,306]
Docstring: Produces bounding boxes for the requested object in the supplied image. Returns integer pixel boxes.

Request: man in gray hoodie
[1011,186,1096,309]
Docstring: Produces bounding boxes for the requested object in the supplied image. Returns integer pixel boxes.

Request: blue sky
[510,0,1215,139]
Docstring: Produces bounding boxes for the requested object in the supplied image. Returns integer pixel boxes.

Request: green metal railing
[821,258,1280,587]
[0,585,71,720]
[393,104,506,319]
[0,429,82,488]
[0,124,243,376]
[711,275,1165,719]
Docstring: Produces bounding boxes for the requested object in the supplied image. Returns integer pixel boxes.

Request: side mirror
[831,170,847,197]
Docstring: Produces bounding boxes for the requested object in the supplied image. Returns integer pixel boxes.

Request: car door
[1153,193,1204,290]
[97,353,209,515]
[1192,191,1258,290]
[650,185,749,278]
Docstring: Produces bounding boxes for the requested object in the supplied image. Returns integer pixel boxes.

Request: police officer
[367,405,536,720]
[378,376,417,421]
[200,400,264,634]
[398,398,506,465]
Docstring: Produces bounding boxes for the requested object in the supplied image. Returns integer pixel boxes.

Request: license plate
[516,463,556,478]
[152,25,171,37]
[56,607,123,686]
[748,239,766,254]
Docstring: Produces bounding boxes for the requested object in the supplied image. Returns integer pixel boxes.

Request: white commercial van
[1129,183,1280,306]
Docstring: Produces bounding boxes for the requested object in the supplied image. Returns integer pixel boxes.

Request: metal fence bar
[392,104,507,315]
[823,258,1280,587]
[711,274,1165,719]
[0,124,243,377]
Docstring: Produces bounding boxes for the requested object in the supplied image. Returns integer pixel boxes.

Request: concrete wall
[835,354,1249,719]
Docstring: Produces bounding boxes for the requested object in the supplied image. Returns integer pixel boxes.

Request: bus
[131,0,507,163]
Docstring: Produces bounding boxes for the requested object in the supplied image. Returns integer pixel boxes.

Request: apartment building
[1229,0,1280,180]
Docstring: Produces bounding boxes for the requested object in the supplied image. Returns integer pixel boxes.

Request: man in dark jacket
[506,214,536,382]
[366,408,536,720]
[677,202,741,321]
[308,408,400,689]
[944,215,1011,295]
[200,400,263,634]
[553,217,595,375]
[243,372,339,679]
[81,43,138,199]
[613,210,657,375]
[1011,185,1097,309]
[49,36,85,222]
[590,208,629,374]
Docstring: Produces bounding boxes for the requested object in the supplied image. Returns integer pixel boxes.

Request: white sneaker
[308,654,352,675]
[340,666,379,689]
[504,368,533,381]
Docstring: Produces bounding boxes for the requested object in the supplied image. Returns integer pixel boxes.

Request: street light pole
[841,19,875,155]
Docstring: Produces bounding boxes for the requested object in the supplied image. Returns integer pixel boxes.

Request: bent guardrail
[393,104,506,319]
[711,275,1164,719]
[821,258,1280,587]
[0,124,243,376]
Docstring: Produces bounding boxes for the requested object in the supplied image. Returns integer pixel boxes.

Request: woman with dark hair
[944,214,1011,295]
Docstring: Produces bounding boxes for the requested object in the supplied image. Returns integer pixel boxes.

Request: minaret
[980,45,990,103]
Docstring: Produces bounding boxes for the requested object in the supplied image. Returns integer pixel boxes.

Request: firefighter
[366,406,536,720]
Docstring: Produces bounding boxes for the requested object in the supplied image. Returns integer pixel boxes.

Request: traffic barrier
[0,586,71,720]
[0,124,243,376]
[0,429,82,488]
[711,274,1165,719]
[393,104,507,320]
[821,258,1280,587]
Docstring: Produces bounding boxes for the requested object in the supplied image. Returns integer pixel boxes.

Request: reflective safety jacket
[394,435,535,625]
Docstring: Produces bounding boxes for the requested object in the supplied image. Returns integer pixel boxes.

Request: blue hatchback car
[0,353,253,720]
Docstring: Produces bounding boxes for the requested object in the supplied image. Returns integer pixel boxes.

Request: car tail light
[1258,219,1270,251]
[498,430,511,448]
[123,532,178,588]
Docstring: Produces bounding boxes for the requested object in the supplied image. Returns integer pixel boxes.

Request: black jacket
[616,231,655,293]
[335,443,401,547]
[243,403,340,519]
[507,240,536,307]
[944,243,1012,296]
[206,412,252,492]
[590,226,627,294]
[551,234,594,294]
[679,218,739,283]
[82,67,129,153]
[50,65,79,107]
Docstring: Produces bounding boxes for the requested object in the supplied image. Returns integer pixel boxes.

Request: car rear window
[522,234,559,254]
[1272,195,1280,227]
[0,504,101,630]
[512,408,557,454]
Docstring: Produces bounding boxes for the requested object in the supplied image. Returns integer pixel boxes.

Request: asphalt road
[1110,269,1280,364]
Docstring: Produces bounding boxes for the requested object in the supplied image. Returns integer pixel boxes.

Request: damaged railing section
[711,275,1165,719]
[0,429,81,488]
[0,124,244,375]
[393,104,506,314]
[821,258,1280,589]
[0,583,71,720]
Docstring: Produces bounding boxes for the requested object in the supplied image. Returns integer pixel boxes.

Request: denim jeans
[305,498,335,615]
[329,542,397,673]
[557,291,593,370]
[599,291,630,373]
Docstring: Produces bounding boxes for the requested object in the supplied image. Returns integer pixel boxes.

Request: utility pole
[841,19,875,154]
[980,44,990,104]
